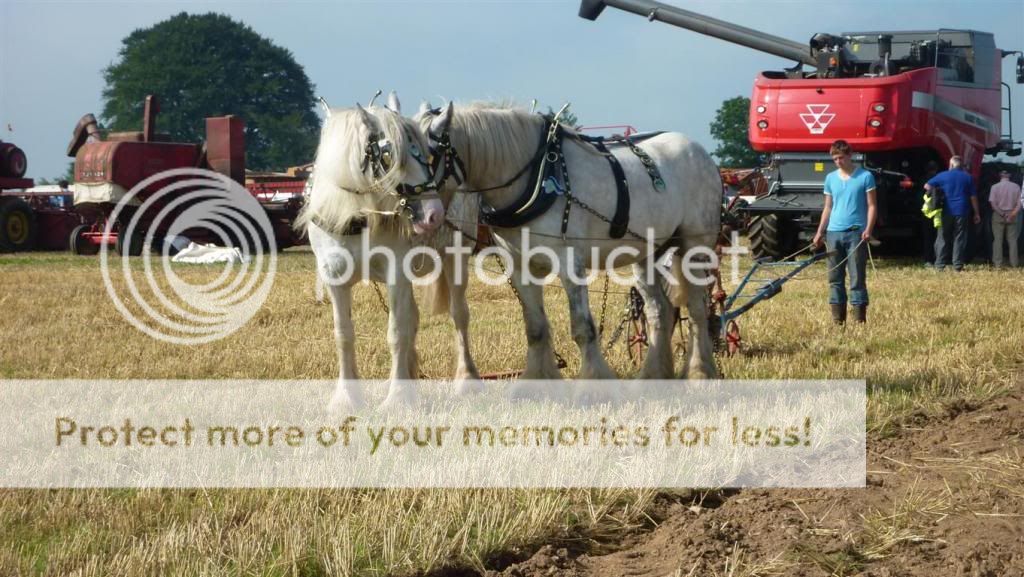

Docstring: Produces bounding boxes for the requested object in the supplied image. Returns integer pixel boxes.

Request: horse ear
[429,101,454,137]
[355,103,375,129]
[386,91,401,114]
[418,101,432,116]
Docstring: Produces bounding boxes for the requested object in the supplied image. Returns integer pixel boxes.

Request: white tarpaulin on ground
[170,242,250,264]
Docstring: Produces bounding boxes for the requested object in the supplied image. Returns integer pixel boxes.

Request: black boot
[831,304,846,325]
[852,305,867,324]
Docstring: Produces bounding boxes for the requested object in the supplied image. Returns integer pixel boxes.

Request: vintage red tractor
[0,140,37,251]
[581,0,1024,259]
[0,140,88,253]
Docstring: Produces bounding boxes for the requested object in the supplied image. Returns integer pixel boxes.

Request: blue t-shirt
[926,169,976,217]
[824,167,876,232]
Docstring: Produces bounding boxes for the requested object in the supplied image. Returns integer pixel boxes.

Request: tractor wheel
[0,198,38,252]
[0,144,28,178]
[69,224,99,255]
[748,213,797,261]
[116,228,145,257]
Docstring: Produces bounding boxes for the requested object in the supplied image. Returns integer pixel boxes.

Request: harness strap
[591,138,630,239]
[479,119,562,228]
[311,214,368,237]
[430,131,466,189]
[623,137,665,191]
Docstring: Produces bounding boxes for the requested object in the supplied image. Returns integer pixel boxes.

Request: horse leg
[446,253,482,395]
[560,260,617,381]
[506,269,563,400]
[675,240,719,380]
[633,262,675,379]
[381,277,419,408]
[325,282,365,412]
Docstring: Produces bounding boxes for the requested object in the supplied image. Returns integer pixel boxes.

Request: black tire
[69,224,99,255]
[0,198,38,252]
[115,227,145,257]
[0,144,28,178]
[748,213,797,261]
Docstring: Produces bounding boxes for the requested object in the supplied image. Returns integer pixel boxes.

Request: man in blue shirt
[925,155,980,271]
[813,140,877,325]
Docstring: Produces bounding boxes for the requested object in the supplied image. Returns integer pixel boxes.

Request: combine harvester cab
[580,0,1024,259]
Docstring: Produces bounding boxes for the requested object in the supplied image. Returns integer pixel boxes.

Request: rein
[429,118,549,196]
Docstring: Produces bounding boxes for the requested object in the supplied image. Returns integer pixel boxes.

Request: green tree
[709,96,764,168]
[102,12,319,171]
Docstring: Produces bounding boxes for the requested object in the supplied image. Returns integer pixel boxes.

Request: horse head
[414,101,466,195]
[302,100,445,237]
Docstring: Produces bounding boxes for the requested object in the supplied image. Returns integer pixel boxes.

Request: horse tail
[422,268,451,316]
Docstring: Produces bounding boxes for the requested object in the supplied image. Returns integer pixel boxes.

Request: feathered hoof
[681,364,719,381]
[508,380,570,403]
[454,377,485,396]
[379,384,419,411]
[327,386,366,415]
[572,380,623,406]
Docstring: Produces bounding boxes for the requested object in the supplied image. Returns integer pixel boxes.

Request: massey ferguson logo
[799,104,835,134]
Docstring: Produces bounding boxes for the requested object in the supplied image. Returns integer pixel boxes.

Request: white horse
[415,102,722,383]
[297,96,481,411]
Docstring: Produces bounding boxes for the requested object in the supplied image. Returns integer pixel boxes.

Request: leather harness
[476,120,667,240]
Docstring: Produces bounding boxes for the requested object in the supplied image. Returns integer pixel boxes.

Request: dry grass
[1,249,1023,576]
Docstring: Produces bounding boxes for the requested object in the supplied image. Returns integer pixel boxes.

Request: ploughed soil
[476,380,1024,577]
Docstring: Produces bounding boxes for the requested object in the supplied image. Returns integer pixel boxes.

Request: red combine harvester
[580,0,1024,259]
[67,95,306,255]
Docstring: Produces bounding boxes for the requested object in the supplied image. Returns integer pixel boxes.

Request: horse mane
[296,106,417,236]
[446,102,547,189]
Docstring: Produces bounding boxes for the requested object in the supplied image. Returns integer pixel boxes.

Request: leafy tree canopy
[102,12,319,171]
[709,96,764,168]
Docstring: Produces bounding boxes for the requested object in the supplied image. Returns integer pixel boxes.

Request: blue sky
[2,0,1023,179]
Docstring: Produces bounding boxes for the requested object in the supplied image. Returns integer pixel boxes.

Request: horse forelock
[297,106,420,237]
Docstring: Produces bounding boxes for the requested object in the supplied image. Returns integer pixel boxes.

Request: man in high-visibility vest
[925,156,981,271]
[922,190,942,229]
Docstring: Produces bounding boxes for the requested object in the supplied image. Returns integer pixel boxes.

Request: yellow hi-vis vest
[922,193,942,228]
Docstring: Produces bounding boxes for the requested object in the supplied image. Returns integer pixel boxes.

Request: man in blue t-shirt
[924,155,980,271]
[812,140,877,325]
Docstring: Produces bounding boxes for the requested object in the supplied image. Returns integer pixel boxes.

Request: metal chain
[563,190,649,242]
[371,281,389,314]
[603,298,634,352]
[597,274,610,337]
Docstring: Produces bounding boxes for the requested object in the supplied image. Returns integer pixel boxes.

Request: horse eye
[410,144,422,158]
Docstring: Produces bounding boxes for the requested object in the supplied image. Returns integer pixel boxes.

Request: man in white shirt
[989,170,1022,268]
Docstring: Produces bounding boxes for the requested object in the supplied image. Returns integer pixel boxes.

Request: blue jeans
[934,212,968,270]
[826,230,868,306]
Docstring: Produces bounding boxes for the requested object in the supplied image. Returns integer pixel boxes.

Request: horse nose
[427,209,442,227]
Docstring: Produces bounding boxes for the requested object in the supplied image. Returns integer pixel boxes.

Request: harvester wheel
[69,224,98,255]
[0,198,38,252]
[116,228,145,257]
[748,213,796,261]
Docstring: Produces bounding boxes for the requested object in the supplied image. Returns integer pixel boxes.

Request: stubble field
[0,249,1022,576]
